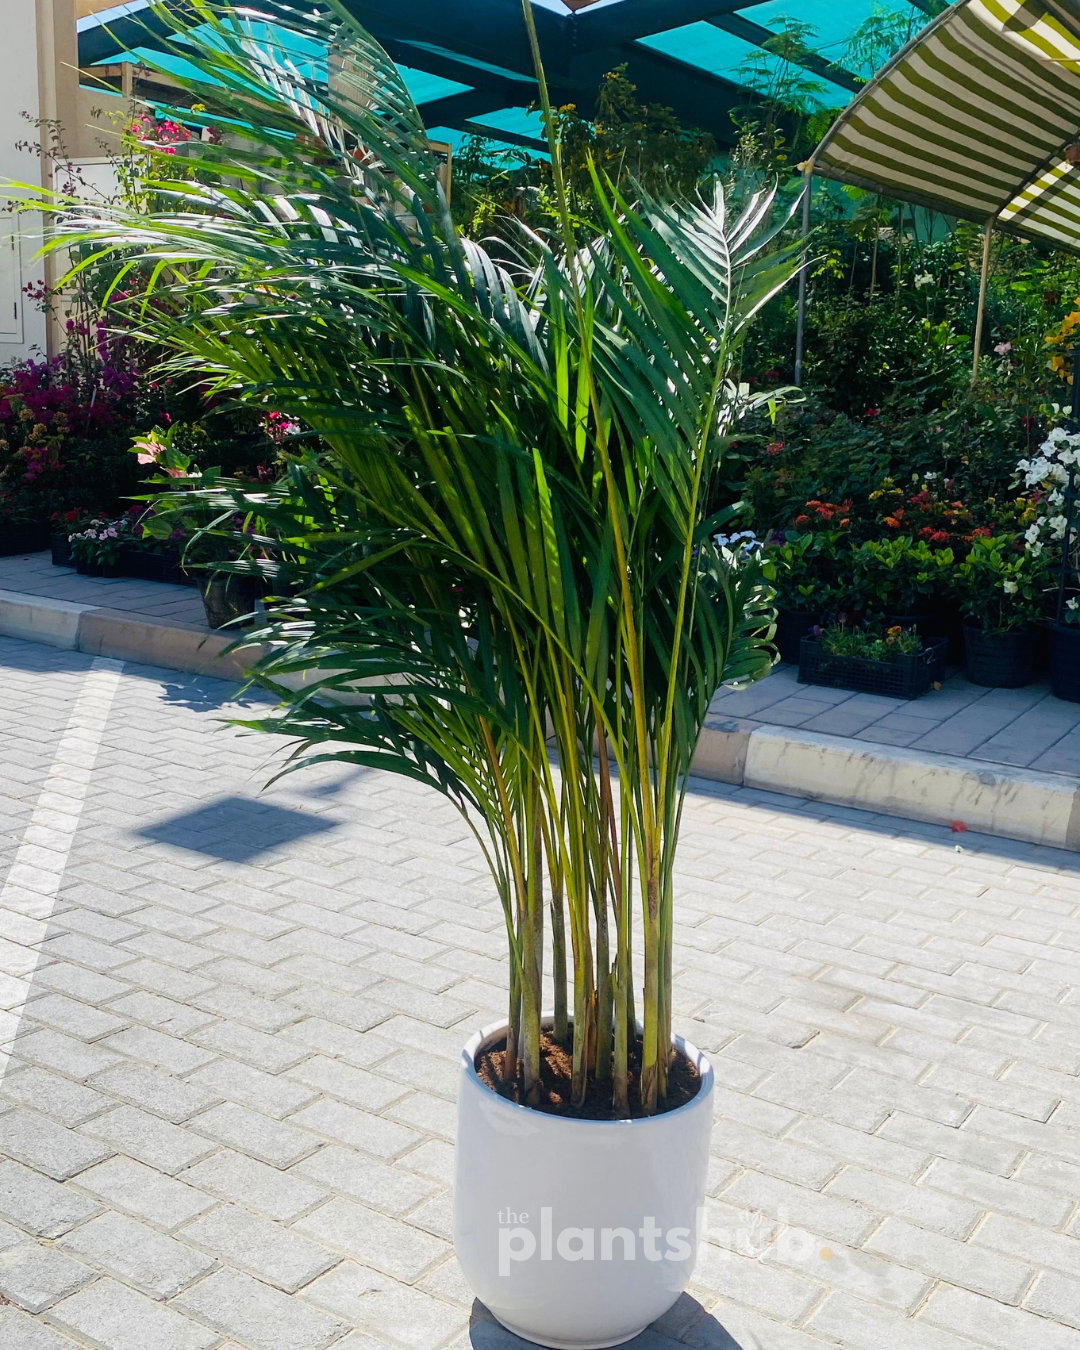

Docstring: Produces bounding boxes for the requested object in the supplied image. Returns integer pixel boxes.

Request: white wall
[0,0,78,363]
[0,0,49,359]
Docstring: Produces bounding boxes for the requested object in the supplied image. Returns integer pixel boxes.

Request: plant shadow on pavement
[133,795,341,862]
[466,1296,748,1349]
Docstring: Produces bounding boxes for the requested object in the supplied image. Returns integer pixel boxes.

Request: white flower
[1025,522,1042,544]
[1002,580,1018,595]
[914,271,934,288]
[1050,514,1069,538]
[1068,598,1079,611]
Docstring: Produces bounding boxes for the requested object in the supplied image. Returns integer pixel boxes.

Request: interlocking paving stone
[171,1267,345,1350]
[178,1150,326,1223]
[178,1204,339,1292]
[0,1307,88,1349]
[50,1275,220,1350]
[3,638,1080,1350]
[0,1243,96,1313]
[187,1102,321,1168]
[0,1109,112,1180]
[86,1063,221,1124]
[294,1198,449,1283]
[73,1157,215,1230]
[0,1161,101,1237]
[77,1105,218,1174]
[0,1068,110,1128]
[302,1261,470,1350]
[57,1211,216,1298]
[292,1145,439,1216]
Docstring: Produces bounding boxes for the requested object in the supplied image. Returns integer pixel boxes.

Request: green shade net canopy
[807,0,1080,253]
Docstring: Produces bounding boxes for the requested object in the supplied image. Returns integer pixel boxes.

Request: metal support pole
[1055,345,1080,623]
[971,216,994,385]
[794,170,812,387]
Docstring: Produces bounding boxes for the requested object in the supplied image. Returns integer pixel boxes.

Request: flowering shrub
[1017,426,1079,557]
[817,622,923,662]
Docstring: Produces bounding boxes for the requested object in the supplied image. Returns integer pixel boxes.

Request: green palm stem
[522,0,662,1107]
[596,721,623,1103]
[541,811,569,1046]
[479,718,530,1084]
[552,659,595,1105]
[520,763,545,1105]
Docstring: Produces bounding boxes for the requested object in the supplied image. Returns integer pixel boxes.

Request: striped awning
[809,0,1080,253]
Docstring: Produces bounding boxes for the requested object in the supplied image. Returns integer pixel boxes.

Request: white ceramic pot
[453,1019,714,1349]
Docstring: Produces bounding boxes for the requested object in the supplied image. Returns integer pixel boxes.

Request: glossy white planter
[453,1019,714,1349]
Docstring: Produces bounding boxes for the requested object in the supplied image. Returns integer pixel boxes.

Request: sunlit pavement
[0,635,1078,1350]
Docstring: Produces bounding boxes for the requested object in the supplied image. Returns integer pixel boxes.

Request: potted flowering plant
[68,516,126,577]
[1019,424,1080,701]
[948,534,1049,687]
[46,5,794,1344]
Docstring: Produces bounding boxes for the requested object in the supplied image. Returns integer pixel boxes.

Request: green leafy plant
[49,0,795,1116]
[949,534,1050,632]
[761,530,837,612]
[849,536,953,615]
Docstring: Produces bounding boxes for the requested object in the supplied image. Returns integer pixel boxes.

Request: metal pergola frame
[79,0,922,154]
[794,0,1080,385]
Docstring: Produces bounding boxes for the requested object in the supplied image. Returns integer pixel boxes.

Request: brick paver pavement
[0,634,1078,1350]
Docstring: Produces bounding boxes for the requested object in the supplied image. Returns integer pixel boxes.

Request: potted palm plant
[45,4,793,1343]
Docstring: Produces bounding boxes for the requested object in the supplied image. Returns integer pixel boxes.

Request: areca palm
[46,0,796,1113]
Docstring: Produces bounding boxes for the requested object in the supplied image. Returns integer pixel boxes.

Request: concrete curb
[694,717,1080,852]
[2,587,1078,851]
[0,587,261,680]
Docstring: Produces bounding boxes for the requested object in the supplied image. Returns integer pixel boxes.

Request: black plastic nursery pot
[775,610,820,663]
[799,636,946,700]
[75,558,123,579]
[886,606,964,666]
[962,624,1033,689]
[1049,623,1080,703]
[0,522,49,557]
[199,574,258,630]
[50,532,73,567]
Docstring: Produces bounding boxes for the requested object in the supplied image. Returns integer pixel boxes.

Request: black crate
[119,546,191,586]
[798,636,947,700]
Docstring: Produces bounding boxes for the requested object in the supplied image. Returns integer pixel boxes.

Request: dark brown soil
[476,1029,701,1120]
